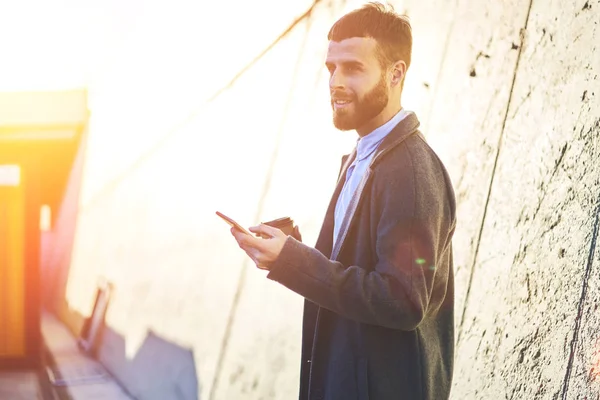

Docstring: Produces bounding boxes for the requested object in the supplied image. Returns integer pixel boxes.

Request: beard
[331,75,389,131]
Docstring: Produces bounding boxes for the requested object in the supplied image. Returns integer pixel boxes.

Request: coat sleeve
[266,143,455,331]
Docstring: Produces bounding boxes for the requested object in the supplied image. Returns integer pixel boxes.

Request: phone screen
[215,211,251,235]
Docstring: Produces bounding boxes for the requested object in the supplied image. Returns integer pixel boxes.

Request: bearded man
[231,3,457,399]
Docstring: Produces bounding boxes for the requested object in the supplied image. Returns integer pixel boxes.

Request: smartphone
[215,211,251,235]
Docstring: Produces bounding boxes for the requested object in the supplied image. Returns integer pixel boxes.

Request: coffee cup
[261,216,295,237]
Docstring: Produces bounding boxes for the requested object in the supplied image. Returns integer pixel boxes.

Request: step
[42,313,133,400]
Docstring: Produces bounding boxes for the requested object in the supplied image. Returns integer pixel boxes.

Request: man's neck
[356,104,403,137]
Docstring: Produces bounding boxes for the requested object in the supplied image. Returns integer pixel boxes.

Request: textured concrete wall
[43,0,600,399]
[447,0,600,398]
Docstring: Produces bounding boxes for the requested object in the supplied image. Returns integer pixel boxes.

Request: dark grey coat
[267,112,456,400]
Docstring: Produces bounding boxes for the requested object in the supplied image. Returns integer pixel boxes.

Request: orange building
[0,90,87,369]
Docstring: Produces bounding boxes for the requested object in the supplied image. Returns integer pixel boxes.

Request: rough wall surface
[41,0,600,399]
[445,0,600,398]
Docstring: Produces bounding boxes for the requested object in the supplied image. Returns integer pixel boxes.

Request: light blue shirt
[333,109,408,245]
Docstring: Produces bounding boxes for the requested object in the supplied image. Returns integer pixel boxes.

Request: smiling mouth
[333,99,352,108]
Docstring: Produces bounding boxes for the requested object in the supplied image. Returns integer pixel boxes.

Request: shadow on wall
[66,283,200,400]
[97,326,200,400]
[40,126,89,323]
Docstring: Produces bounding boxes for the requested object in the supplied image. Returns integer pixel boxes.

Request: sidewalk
[0,371,44,400]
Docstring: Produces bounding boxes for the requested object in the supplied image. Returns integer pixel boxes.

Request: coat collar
[370,111,420,168]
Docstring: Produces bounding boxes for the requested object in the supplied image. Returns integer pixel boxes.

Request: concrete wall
[42,0,600,399]
[446,1,600,398]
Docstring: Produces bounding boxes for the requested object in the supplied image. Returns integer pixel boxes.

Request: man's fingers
[249,224,284,238]
[231,225,283,270]
[231,228,246,246]
[232,228,271,266]
[241,246,269,270]
[232,227,262,247]
[245,248,260,264]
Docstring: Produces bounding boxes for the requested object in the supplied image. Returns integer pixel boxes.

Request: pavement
[0,313,133,400]
[0,371,44,400]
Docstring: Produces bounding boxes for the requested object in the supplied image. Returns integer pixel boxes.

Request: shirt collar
[355,108,408,161]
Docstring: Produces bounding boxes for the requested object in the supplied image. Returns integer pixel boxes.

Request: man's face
[326,37,389,132]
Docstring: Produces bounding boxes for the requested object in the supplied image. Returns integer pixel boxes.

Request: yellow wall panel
[0,181,25,358]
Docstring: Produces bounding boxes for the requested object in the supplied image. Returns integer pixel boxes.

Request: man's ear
[390,60,407,87]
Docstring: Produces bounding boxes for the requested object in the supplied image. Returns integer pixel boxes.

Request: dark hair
[327,2,412,70]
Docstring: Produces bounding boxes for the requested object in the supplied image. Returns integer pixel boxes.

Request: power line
[205,0,324,104]
[81,0,324,212]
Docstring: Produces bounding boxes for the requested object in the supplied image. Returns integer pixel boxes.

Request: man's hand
[231,224,289,270]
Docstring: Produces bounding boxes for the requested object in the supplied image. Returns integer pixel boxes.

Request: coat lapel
[330,167,372,260]
[330,112,421,261]
[314,148,357,258]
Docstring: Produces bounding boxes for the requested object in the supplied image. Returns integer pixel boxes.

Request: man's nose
[329,70,345,90]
